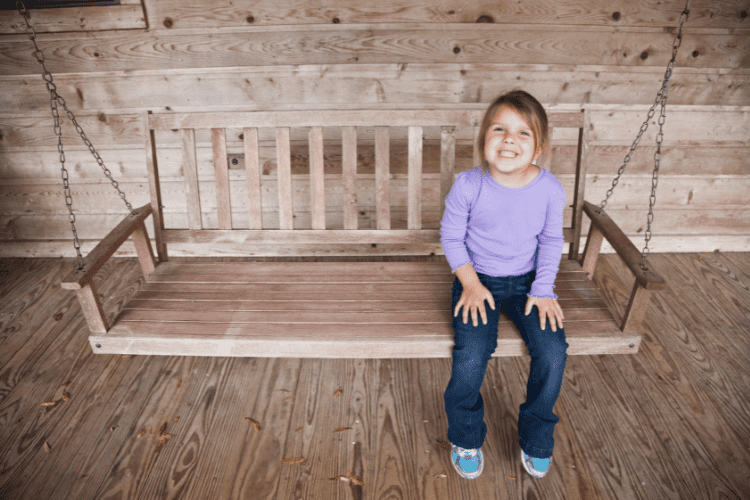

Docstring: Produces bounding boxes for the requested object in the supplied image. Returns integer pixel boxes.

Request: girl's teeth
[500,151,517,157]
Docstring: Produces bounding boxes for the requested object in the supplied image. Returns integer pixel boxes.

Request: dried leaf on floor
[40,401,56,407]
[347,473,363,486]
[173,416,180,423]
[176,380,182,389]
[155,434,173,445]
[280,457,306,464]
[43,442,51,454]
[505,475,516,480]
[246,417,261,431]
[295,426,303,432]
[137,428,147,438]
[110,425,118,432]
[333,387,342,398]
[328,476,349,482]
[61,380,72,387]
[62,391,71,401]
[148,426,153,434]
[333,427,352,433]
[158,422,167,436]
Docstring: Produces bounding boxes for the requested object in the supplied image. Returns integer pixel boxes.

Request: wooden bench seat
[62,107,665,358]
[89,258,639,357]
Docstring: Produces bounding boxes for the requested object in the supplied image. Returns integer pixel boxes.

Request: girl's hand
[454,283,496,327]
[525,296,564,332]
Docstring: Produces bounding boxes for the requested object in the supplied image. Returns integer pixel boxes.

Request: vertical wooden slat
[181,128,202,230]
[473,126,481,167]
[374,126,390,230]
[212,128,232,230]
[76,282,108,334]
[408,126,423,230]
[570,110,590,260]
[541,126,554,171]
[276,127,294,230]
[440,126,456,219]
[142,110,167,261]
[243,127,262,229]
[131,221,156,279]
[309,126,326,230]
[341,126,358,230]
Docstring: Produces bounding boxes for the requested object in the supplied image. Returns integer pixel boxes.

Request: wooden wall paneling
[243,127,263,229]
[341,126,358,230]
[308,126,326,230]
[211,128,232,229]
[408,126,423,230]
[1,26,746,75]
[140,0,748,30]
[0,3,146,34]
[143,111,167,261]
[440,126,456,218]
[4,65,749,112]
[276,127,293,230]
[180,128,202,230]
[375,126,391,230]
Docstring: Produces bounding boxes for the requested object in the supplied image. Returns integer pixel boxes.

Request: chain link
[597,2,690,271]
[15,1,137,270]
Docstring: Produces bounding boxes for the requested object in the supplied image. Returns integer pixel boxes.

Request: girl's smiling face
[483,106,541,180]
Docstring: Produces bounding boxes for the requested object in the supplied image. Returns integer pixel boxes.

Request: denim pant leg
[503,272,570,459]
[444,275,505,450]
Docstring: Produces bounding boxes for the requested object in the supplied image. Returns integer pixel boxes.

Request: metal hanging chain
[597,1,690,271]
[15,0,137,270]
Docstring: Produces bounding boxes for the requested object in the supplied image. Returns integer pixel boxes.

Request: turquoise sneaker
[521,449,552,478]
[450,444,483,480]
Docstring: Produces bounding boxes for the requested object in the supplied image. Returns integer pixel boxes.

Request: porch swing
[15,1,683,357]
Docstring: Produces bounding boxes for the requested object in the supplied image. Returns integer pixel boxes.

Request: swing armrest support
[582,201,666,290]
[581,201,666,334]
[61,204,153,290]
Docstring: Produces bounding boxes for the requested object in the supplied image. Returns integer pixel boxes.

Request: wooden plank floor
[0,252,749,499]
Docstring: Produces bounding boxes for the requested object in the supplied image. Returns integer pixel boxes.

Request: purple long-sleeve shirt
[440,166,566,299]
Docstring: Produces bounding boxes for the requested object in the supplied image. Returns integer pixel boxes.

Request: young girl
[440,90,569,480]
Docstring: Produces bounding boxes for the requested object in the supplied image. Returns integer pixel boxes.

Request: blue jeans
[444,269,569,459]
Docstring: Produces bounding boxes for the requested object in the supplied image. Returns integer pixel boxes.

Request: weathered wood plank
[276,127,293,230]
[130,221,156,279]
[0,4,146,34]
[140,0,747,30]
[148,109,584,131]
[143,111,168,262]
[341,125,358,230]
[1,26,746,74]
[308,126,326,230]
[243,127,263,229]
[375,126,391,230]
[440,126,456,218]
[408,126,423,230]
[211,128,232,229]
[180,128,202,230]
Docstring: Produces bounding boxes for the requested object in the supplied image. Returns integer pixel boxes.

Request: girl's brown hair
[477,90,549,173]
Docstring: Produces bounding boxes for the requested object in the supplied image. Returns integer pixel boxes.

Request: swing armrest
[61,204,153,290]
[582,201,666,291]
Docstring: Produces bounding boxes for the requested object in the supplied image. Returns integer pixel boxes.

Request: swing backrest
[141,108,589,259]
